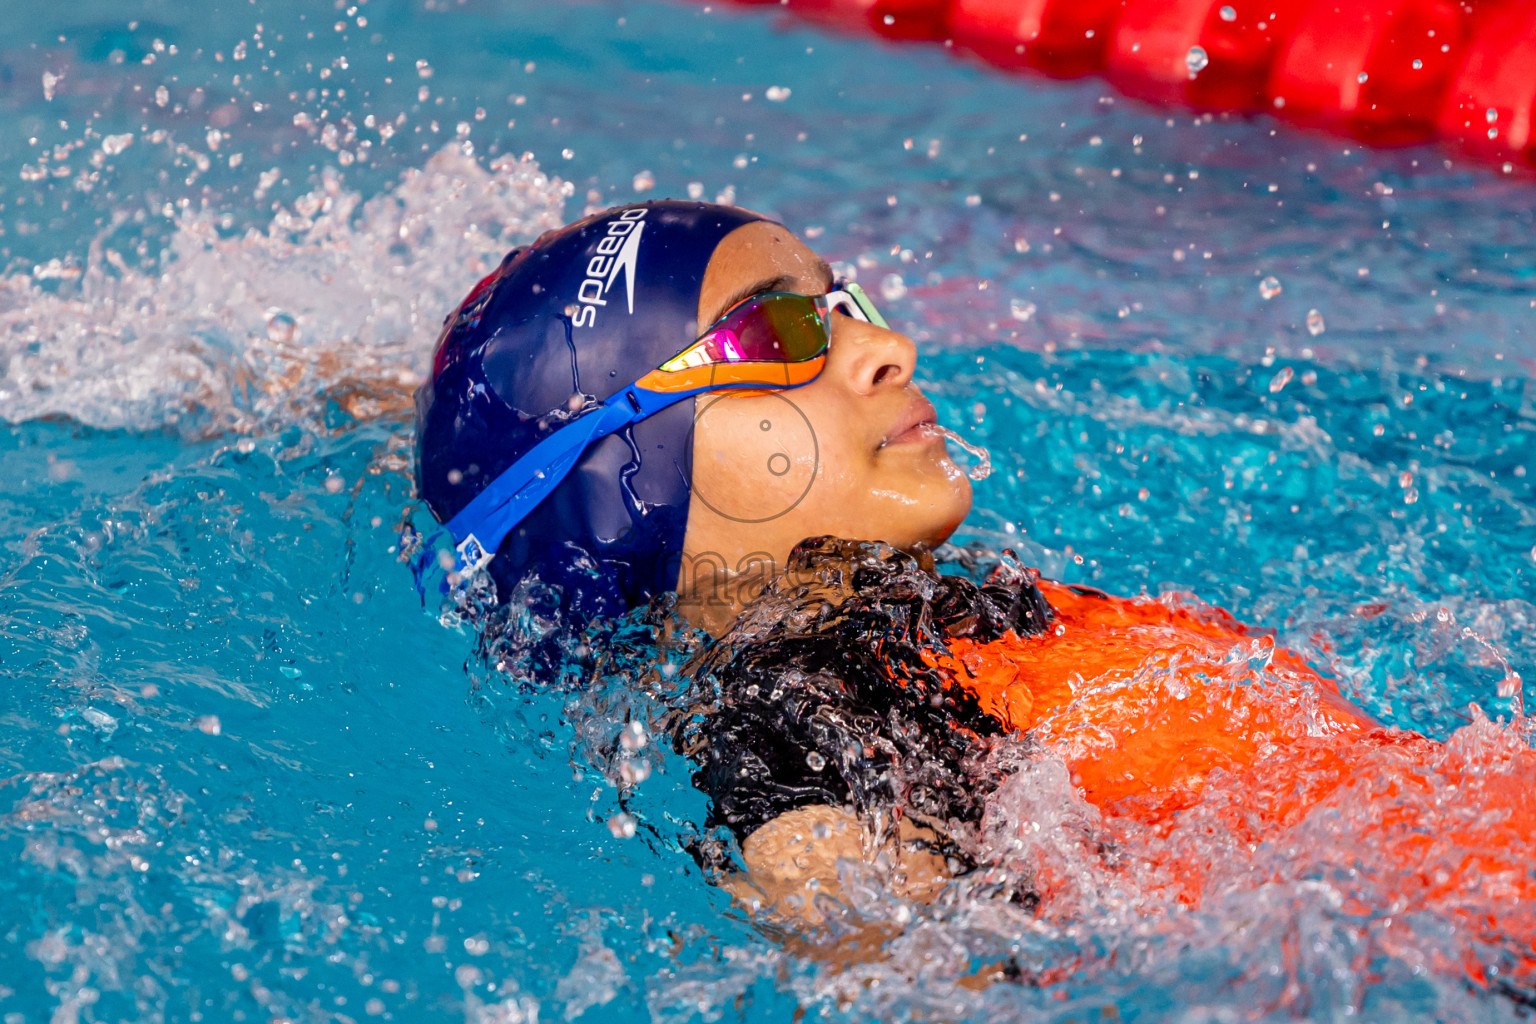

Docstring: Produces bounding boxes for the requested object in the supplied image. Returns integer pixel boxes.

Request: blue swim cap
[415,200,766,617]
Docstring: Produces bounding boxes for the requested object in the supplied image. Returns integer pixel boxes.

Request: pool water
[2,0,1535,1020]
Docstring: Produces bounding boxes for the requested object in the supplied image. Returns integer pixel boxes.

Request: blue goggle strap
[444,384,687,577]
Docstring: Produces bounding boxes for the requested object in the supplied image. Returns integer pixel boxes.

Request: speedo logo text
[571,207,646,328]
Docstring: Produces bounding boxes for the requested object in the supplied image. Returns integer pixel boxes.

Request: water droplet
[607,812,636,839]
[1219,5,1237,21]
[82,707,118,735]
[1259,275,1282,300]
[619,720,648,752]
[1497,671,1523,701]
[1487,107,1499,124]
[265,310,297,343]
[1010,298,1036,321]
[806,752,826,771]
[765,85,791,102]
[632,169,655,193]
[1185,45,1209,77]
[1358,72,1369,84]
[1268,366,1293,393]
[619,758,651,785]
[1412,59,1423,70]
[880,273,907,301]
[1306,309,1326,336]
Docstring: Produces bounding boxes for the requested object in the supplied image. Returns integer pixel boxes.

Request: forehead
[697,221,829,324]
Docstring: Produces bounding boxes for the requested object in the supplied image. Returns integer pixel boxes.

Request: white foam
[0,145,571,434]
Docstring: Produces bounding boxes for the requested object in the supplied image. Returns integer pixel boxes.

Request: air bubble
[1185,46,1209,77]
[1306,309,1325,336]
[1010,298,1036,321]
[1219,5,1237,21]
[806,752,826,771]
[607,813,636,839]
[880,273,907,301]
[632,169,655,193]
[1268,367,1293,393]
[265,310,297,343]
[1259,276,1282,300]
[765,85,791,102]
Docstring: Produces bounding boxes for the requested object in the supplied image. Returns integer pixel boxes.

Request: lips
[880,394,940,448]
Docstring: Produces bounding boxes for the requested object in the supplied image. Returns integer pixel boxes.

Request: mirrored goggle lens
[661,292,828,372]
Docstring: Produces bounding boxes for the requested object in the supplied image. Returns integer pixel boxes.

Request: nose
[827,314,917,395]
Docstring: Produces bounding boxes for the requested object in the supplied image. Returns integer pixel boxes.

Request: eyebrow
[706,257,835,327]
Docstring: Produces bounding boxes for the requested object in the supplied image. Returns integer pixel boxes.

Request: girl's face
[678,221,972,615]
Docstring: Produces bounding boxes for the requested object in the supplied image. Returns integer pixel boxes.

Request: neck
[673,558,773,637]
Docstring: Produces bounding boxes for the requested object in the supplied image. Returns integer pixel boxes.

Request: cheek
[690,392,821,524]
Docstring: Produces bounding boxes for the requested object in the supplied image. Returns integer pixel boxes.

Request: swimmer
[417,203,1536,990]
[417,199,1001,901]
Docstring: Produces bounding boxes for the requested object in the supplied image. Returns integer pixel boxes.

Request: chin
[909,475,973,547]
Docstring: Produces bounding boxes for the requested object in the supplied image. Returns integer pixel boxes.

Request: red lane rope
[705,0,1536,170]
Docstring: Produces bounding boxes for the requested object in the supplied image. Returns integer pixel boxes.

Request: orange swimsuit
[927,581,1536,984]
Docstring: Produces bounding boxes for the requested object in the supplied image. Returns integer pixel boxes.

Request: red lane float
[710,0,1536,170]
[1439,1,1536,161]
[950,0,1129,78]
[1268,0,1469,144]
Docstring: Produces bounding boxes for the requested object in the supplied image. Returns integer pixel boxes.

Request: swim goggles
[447,282,889,576]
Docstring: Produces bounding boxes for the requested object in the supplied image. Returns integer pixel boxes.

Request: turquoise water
[2,0,1535,1020]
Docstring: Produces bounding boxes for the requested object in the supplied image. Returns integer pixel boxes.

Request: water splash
[937,425,993,480]
[0,145,571,435]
